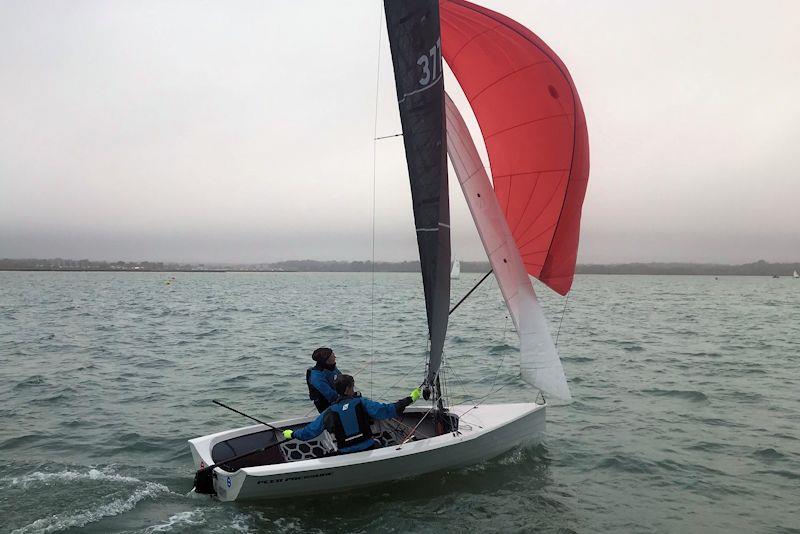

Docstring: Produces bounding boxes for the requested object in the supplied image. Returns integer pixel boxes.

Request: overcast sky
[1,0,798,264]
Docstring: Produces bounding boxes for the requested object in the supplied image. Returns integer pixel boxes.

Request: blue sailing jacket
[306,365,341,405]
[294,395,403,454]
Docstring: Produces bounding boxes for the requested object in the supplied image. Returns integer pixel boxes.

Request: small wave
[31,393,73,405]
[642,388,708,402]
[107,433,163,454]
[752,448,786,460]
[196,328,221,338]
[561,356,594,363]
[739,368,768,375]
[13,375,46,389]
[622,343,644,352]
[221,374,252,384]
[694,417,745,428]
[71,363,98,371]
[723,391,764,402]
[0,434,43,451]
[754,469,800,480]
[672,329,698,336]
[684,351,724,358]
[596,454,654,474]
[11,480,169,533]
[144,509,205,533]
[136,357,173,369]
[60,419,91,429]
[312,325,343,334]
[685,441,730,452]
[489,343,515,355]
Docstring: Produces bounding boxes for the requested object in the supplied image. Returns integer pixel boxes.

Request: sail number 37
[417,38,442,86]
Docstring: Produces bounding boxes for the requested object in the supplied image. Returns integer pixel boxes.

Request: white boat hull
[188,402,545,501]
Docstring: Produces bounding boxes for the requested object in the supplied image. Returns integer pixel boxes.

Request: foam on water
[229,513,258,533]
[144,509,206,533]
[11,479,170,533]
[4,468,142,490]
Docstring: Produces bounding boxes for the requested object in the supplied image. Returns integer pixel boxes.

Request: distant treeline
[0,258,223,272]
[1,258,798,276]
[575,260,799,276]
[266,260,492,273]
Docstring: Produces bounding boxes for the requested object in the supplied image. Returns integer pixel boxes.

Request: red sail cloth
[440,0,589,295]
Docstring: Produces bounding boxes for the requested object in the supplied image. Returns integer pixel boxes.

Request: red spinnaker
[440,0,589,295]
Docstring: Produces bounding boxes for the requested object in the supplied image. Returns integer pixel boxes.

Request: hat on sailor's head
[312,347,333,362]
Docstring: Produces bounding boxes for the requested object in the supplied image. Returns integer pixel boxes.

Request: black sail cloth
[384,0,450,388]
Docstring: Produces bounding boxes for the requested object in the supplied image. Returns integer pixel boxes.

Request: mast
[384,0,450,397]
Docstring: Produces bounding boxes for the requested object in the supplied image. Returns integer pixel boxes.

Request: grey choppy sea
[1,271,798,533]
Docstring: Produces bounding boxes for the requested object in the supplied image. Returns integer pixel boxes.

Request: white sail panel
[444,93,571,401]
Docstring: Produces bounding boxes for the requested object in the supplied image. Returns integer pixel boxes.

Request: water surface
[1,272,798,533]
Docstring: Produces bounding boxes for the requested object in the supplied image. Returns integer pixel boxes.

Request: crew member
[306,347,342,413]
[285,374,421,454]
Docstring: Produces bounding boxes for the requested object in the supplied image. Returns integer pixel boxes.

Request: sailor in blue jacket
[285,374,422,454]
[306,347,342,413]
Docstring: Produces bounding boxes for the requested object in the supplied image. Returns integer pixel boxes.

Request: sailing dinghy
[450,259,461,279]
[189,0,589,501]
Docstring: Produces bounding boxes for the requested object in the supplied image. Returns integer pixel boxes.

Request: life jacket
[324,396,374,451]
[306,367,323,401]
[306,365,337,402]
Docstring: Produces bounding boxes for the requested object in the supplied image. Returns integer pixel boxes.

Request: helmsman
[285,374,421,454]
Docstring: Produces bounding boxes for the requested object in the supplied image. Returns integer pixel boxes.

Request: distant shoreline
[1,258,798,276]
[1,269,797,277]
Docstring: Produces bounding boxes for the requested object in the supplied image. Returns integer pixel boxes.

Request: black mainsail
[384,0,450,391]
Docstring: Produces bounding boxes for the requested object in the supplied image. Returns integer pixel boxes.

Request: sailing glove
[410,387,422,402]
[282,429,293,440]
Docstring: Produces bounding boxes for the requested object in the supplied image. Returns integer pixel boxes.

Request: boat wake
[7,468,172,534]
[143,509,205,533]
[3,468,144,490]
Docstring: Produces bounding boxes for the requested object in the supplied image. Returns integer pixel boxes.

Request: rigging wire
[440,351,449,410]
[374,362,424,403]
[442,362,474,404]
[374,132,403,140]
[369,4,384,398]
[457,383,509,423]
[554,294,570,347]
[449,270,493,316]
[448,314,511,411]
[490,315,511,388]
[387,416,430,439]
[400,403,437,444]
